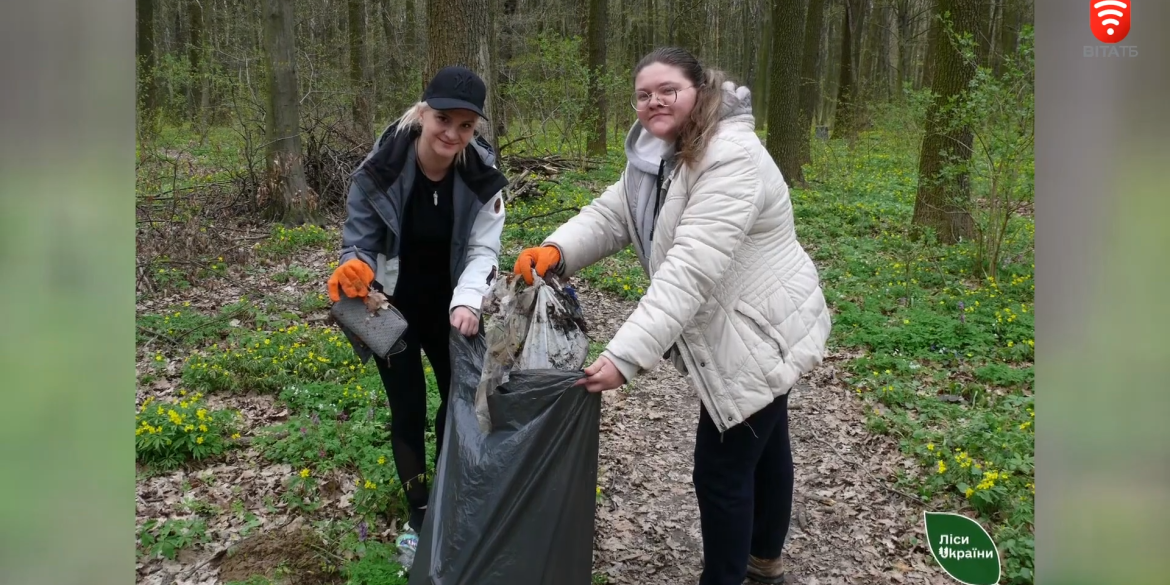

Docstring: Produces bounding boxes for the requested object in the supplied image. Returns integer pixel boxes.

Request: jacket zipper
[649,159,664,243]
[677,338,734,433]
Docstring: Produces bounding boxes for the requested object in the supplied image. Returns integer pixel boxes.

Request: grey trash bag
[475,272,590,432]
[407,274,601,585]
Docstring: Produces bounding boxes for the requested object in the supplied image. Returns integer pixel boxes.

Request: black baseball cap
[423,65,489,120]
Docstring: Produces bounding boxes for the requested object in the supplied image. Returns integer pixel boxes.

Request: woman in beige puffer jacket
[514,47,831,585]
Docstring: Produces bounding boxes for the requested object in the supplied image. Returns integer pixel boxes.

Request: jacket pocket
[734,301,791,366]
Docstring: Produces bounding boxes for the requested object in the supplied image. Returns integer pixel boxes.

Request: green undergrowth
[500,143,649,300]
[137,288,443,563]
[136,124,250,197]
[174,316,445,523]
[256,224,335,260]
[501,126,1034,581]
[802,131,1035,582]
[138,114,1032,579]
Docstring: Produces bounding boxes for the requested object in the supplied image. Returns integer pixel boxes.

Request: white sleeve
[451,190,506,315]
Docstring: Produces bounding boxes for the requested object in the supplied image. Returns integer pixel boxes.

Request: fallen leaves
[574,286,952,584]
[363,290,391,313]
[135,247,956,585]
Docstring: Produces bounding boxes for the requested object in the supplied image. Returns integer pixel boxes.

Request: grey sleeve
[339,180,384,271]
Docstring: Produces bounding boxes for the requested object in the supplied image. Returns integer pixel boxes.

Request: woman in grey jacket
[515,48,832,584]
[327,66,509,554]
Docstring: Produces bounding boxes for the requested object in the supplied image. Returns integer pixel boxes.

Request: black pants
[693,393,794,585]
[373,301,452,530]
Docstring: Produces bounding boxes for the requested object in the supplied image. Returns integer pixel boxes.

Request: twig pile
[135,147,264,295]
[500,153,580,202]
[302,121,369,217]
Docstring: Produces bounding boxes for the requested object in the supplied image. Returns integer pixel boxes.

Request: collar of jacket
[357,122,509,203]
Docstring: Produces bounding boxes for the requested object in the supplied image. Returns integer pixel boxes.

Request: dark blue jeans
[693,392,794,585]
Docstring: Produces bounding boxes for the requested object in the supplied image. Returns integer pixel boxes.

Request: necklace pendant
[433,191,438,206]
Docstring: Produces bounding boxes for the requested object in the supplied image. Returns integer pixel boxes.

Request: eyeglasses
[631,86,694,111]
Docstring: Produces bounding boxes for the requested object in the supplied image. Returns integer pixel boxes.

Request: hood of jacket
[623,80,756,171]
[622,81,757,265]
[358,122,508,204]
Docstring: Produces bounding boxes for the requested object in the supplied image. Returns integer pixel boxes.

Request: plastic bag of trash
[406,273,600,585]
[474,272,589,432]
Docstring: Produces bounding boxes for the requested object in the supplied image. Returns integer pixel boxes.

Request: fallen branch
[511,207,581,226]
[498,134,534,153]
[139,304,254,350]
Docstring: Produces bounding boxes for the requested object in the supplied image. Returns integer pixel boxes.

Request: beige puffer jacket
[544,82,832,433]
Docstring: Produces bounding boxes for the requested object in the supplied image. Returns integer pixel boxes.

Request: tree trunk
[975,0,993,65]
[261,0,319,226]
[911,0,979,243]
[740,0,755,87]
[921,0,939,89]
[187,0,205,124]
[832,0,857,138]
[348,0,372,137]
[987,0,1003,70]
[798,0,828,167]
[585,0,608,156]
[860,0,883,107]
[754,3,772,126]
[996,0,1023,76]
[137,0,159,131]
[895,0,913,96]
[650,0,658,47]
[380,0,397,115]
[414,0,427,93]
[819,0,839,126]
[497,0,518,139]
[767,0,807,187]
[674,0,705,56]
[426,0,496,151]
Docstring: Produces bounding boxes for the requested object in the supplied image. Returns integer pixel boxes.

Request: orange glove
[327,259,375,302]
[513,246,561,285]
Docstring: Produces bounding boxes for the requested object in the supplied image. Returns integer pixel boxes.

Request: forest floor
[135,127,1034,585]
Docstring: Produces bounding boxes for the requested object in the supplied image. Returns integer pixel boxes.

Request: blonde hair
[635,48,728,168]
[391,101,488,167]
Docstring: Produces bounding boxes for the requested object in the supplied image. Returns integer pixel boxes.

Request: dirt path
[136,239,957,585]
[573,283,955,585]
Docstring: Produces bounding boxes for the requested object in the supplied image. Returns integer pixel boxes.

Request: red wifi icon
[1090,0,1131,43]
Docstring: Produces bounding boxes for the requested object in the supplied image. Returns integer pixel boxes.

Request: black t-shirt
[394,163,456,309]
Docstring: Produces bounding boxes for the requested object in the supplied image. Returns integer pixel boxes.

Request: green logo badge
[923,511,1001,584]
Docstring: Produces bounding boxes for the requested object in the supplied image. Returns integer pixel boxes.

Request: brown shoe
[746,554,787,584]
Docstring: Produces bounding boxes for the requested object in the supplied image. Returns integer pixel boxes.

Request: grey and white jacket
[339,122,509,315]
